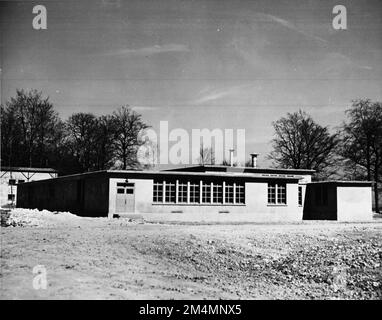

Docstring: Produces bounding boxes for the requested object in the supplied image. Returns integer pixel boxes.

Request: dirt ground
[1,211,382,300]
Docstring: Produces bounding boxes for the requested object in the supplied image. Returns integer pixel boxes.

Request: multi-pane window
[189,182,200,203]
[298,186,303,206]
[268,182,276,204]
[165,181,176,203]
[178,181,188,203]
[268,182,287,205]
[153,180,163,203]
[153,179,245,205]
[225,183,234,204]
[202,182,211,203]
[212,183,223,204]
[235,183,245,204]
[277,183,286,204]
[8,179,16,185]
[8,194,15,201]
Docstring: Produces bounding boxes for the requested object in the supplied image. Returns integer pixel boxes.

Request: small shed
[303,181,372,221]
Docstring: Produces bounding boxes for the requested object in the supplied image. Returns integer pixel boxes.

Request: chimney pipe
[229,149,234,167]
[250,153,259,168]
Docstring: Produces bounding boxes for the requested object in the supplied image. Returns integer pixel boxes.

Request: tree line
[1,89,381,212]
[268,100,382,213]
[1,89,149,174]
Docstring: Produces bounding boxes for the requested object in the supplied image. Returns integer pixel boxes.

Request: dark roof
[308,181,372,187]
[163,165,315,175]
[0,166,58,173]
[17,169,305,186]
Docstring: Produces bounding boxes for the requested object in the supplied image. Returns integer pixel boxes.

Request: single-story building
[303,181,373,221]
[0,167,58,207]
[16,165,373,222]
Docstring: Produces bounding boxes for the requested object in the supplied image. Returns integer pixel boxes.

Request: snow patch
[1,208,80,227]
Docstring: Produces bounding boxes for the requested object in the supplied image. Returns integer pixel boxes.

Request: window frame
[268,181,287,205]
[153,179,245,206]
[298,186,303,206]
[189,181,200,204]
[225,182,234,204]
[153,180,164,203]
[235,183,245,204]
[164,181,176,203]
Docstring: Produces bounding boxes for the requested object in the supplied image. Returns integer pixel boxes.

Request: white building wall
[108,178,303,222]
[0,171,57,207]
[337,186,373,221]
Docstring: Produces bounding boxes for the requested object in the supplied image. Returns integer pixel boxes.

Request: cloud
[193,85,252,104]
[103,44,190,57]
[101,0,121,9]
[258,13,328,44]
[317,52,373,76]
[131,105,156,111]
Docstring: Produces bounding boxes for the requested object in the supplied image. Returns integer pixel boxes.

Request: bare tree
[220,159,239,167]
[94,115,117,170]
[65,113,99,172]
[268,110,338,179]
[1,89,61,168]
[339,99,382,213]
[198,143,215,165]
[112,106,149,170]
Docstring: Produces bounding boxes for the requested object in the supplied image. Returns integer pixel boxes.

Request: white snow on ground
[2,208,80,227]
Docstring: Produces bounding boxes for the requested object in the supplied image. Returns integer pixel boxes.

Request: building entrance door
[116,182,135,213]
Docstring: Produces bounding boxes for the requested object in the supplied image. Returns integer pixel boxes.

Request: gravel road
[1,209,381,299]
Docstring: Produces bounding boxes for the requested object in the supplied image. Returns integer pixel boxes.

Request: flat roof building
[16,166,373,222]
[303,181,373,221]
[0,167,58,208]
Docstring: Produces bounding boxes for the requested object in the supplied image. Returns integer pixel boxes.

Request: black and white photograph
[0,0,381,305]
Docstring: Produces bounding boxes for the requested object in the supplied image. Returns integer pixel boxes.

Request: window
[178,181,188,203]
[189,182,200,203]
[18,180,25,184]
[153,179,246,205]
[117,188,125,194]
[165,181,176,203]
[235,183,245,204]
[277,183,286,204]
[212,183,223,204]
[225,183,234,204]
[117,182,134,188]
[268,183,276,204]
[202,182,211,203]
[9,179,16,185]
[8,194,15,201]
[268,182,287,205]
[153,180,163,203]
[298,186,303,206]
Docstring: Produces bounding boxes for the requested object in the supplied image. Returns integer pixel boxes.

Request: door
[116,182,135,213]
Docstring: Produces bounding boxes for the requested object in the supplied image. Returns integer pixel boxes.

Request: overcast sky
[1,0,381,166]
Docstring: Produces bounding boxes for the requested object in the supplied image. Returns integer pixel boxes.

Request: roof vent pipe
[250,153,259,168]
[229,149,235,167]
